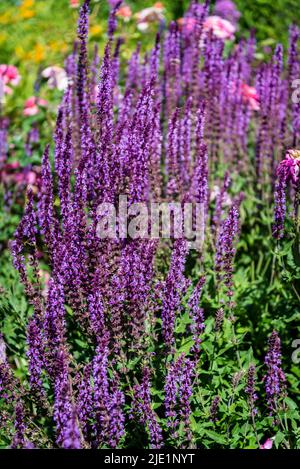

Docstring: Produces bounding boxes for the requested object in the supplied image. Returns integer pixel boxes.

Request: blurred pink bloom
[241,83,260,111]
[0,65,21,86]
[69,0,80,8]
[0,162,40,189]
[177,17,197,32]
[260,438,273,449]
[136,3,164,32]
[116,5,132,21]
[278,149,300,183]
[42,66,68,91]
[1,84,13,95]
[23,97,48,117]
[0,65,21,96]
[1,161,20,172]
[203,15,235,40]
[14,171,37,185]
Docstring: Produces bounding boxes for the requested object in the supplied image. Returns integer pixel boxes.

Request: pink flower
[241,83,260,111]
[1,84,13,96]
[69,0,80,8]
[116,5,132,21]
[42,66,68,91]
[203,15,235,40]
[23,97,48,117]
[0,65,21,86]
[14,171,37,185]
[135,3,165,32]
[278,149,300,184]
[0,163,39,189]
[260,438,273,449]
[177,17,197,32]
[0,161,20,183]
[0,65,21,96]
[1,161,20,173]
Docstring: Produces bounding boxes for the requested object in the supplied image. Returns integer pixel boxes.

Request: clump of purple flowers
[0,0,297,449]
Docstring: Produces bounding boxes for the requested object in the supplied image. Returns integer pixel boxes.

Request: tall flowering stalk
[188,276,206,358]
[11,403,26,449]
[161,240,189,350]
[178,358,195,446]
[264,331,286,416]
[53,347,81,449]
[131,367,163,449]
[92,338,125,448]
[210,395,221,423]
[245,364,258,417]
[164,354,194,446]
[215,204,240,300]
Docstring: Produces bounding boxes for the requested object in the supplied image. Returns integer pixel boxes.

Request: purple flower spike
[188,276,206,358]
[215,204,239,299]
[210,395,221,423]
[245,364,258,417]
[11,402,26,449]
[131,367,163,449]
[264,331,286,416]
[161,240,189,350]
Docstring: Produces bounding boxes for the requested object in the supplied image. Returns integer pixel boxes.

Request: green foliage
[235,0,300,48]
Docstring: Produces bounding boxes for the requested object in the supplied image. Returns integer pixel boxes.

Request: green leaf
[203,430,227,445]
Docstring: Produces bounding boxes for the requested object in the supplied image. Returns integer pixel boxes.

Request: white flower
[42,66,68,91]
[135,3,164,32]
[203,15,236,40]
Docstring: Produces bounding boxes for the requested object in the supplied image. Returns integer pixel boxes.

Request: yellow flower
[21,0,35,8]
[90,24,102,37]
[15,45,26,60]
[49,41,68,54]
[19,0,35,19]
[32,43,46,63]
[49,41,61,52]
[19,9,35,19]
[0,32,8,45]
[0,11,13,25]
[25,43,46,63]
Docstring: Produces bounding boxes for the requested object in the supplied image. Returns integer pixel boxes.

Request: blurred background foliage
[0,0,299,97]
[0,0,299,183]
